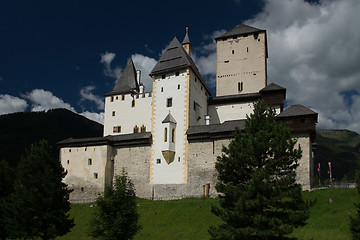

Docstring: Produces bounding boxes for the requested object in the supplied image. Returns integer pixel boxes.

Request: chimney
[136,70,141,85]
[205,115,211,125]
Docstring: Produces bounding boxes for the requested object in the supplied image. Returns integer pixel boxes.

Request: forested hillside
[0,109,103,167]
[315,129,360,181]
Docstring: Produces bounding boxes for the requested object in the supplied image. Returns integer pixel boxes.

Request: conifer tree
[91,170,141,240]
[9,140,74,240]
[209,100,309,240]
[0,160,14,240]
[350,160,360,239]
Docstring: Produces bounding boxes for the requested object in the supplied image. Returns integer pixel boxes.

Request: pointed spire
[105,58,139,96]
[182,27,190,44]
[182,27,191,55]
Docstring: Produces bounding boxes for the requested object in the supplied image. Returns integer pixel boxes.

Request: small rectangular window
[177,84,180,89]
[116,96,118,100]
[121,95,125,100]
[110,96,114,102]
[112,111,115,116]
[156,159,161,164]
[161,87,163,92]
[224,60,229,63]
[113,126,121,133]
[88,158,92,165]
[67,160,70,164]
[167,98,172,107]
[238,82,243,92]
[162,75,166,79]
[232,50,234,54]
[176,72,179,76]
[94,173,98,179]
[132,99,135,107]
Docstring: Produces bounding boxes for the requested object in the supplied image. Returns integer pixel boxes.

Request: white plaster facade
[103,92,152,136]
[216,31,267,96]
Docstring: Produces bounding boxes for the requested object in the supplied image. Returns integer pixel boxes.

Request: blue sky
[1,0,360,133]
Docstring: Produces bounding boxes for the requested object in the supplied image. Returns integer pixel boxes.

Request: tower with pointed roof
[215,23,268,96]
[103,58,152,136]
[148,35,210,184]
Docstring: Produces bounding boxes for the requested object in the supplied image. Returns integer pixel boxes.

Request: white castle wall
[293,132,314,190]
[60,145,113,202]
[103,92,152,136]
[216,32,267,96]
[189,73,209,126]
[150,69,189,184]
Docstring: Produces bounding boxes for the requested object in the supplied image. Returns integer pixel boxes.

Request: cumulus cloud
[22,89,75,112]
[0,94,28,114]
[80,86,104,111]
[80,111,104,125]
[100,51,122,79]
[132,54,157,92]
[245,0,360,133]
[192,29,226,93]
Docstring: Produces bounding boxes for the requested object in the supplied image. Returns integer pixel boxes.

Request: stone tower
[215,24,268,96]
[149,33,210,184]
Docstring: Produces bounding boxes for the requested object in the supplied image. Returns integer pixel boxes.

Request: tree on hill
[350,160,360,239]
[0,160,14,240]
[209,100,309,240]
[8,140,74,240]
[91,170,141,240]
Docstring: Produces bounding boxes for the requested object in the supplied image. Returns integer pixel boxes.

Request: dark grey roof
[187,120,245,139]
[260,83,286,92]
[162,112,177,124]
[149,37,211,95]
[216,24,265,40]
[277,105,317,118]
[182,27,191,44]
[105,59,139,96]
[57,132,151,147]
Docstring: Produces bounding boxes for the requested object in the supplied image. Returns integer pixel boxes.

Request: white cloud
[192,29,227,93]
[245,0,360,133]
[80,86,104,111]
[80,111,104,125]
[100,51,122,79]
[0,94,28,114]
[132,54,157,92]
[22,89,75,112]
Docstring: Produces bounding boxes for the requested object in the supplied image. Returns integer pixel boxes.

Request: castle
[58,24,318,202]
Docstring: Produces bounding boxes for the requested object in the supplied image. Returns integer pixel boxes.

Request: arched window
[133,125,139,133]
[171,128,175,143]
[164,127,168,142]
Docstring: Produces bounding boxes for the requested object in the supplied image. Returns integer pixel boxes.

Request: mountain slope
[315,129,360,181]
[0,109,103,166]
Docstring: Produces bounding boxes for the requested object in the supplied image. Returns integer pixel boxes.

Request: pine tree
[91,170,141,240]
[350,160,360,239]
[209,100,309,240]
[0,160,14,240]
[8,140,74,240]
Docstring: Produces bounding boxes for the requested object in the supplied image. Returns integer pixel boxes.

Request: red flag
[318,163,321,178]
[328,162,332,180]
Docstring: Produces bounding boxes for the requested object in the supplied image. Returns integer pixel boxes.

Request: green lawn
[57,188,359,240]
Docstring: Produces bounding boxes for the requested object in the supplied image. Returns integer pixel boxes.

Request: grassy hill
[315,129,360,181]
[57,188,358,240]
[0,109,103,167]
